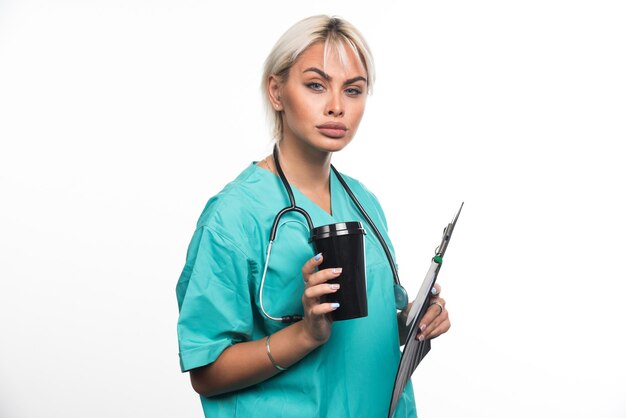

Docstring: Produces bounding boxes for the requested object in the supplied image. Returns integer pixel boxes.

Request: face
[269,41,368,154]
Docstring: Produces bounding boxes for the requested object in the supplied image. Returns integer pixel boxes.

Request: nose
[325,91,344,117]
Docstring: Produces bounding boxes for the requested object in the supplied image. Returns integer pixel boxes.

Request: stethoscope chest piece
[394,284,408,311]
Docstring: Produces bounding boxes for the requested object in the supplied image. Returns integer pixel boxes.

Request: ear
[267,75,284,111]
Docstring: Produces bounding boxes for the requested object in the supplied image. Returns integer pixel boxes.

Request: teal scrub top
[176,163,417,418]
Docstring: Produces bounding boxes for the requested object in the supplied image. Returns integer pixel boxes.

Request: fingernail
[420,324,426,332]
[314,253,322,261]
[332,268,342,274]
[331,303,340,310]
[418,334,425,341]
[431,287,438,295]
[329,284,340,290]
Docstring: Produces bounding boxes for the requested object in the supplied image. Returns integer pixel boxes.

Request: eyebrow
[303,67,367,85]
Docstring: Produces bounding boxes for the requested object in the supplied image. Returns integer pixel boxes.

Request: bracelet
[265,335,287,371]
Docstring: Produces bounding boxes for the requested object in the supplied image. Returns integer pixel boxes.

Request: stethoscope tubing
[330,165,401,289]
[259,146,407,323]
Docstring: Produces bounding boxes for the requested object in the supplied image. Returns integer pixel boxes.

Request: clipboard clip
[404,202,464,327]
[435,202,464,258]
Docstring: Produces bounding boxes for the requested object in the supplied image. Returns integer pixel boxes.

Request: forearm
[190,321,321,397]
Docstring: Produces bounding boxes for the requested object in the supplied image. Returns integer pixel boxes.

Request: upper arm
[176,226,255,373]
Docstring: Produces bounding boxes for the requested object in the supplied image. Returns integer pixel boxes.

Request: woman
[176,15,450,417]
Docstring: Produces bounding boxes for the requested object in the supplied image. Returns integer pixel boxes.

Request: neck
[274,139,331,194]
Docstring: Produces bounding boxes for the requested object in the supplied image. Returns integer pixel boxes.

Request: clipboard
[388,203,464,418]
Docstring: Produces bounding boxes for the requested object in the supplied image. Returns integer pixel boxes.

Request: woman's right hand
[300,253,342,346]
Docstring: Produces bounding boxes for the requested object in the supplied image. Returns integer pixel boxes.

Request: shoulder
[194,164,273,255]
[333,169,390,229]
[335,170,385,211]
[197,165,254,223]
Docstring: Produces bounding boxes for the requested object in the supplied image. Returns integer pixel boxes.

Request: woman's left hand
[415,283,450,341]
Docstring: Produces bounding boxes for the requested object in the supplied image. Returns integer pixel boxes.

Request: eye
[345,87,363,97]
[306,82,324,92]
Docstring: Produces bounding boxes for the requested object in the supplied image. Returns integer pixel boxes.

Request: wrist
[265,335,288,371]
[296,323,325,352]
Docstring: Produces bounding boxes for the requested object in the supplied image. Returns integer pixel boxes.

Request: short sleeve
[176,225,254,372]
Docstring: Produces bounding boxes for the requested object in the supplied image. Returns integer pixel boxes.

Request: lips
[316,122,348,138]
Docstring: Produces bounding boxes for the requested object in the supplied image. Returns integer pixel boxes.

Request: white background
[1,1,625,417]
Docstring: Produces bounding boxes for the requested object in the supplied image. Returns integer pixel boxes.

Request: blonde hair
[262,15,376,141]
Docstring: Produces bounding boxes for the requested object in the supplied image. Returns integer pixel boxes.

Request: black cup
[310,221,367,321]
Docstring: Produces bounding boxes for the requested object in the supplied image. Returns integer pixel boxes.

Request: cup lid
[310,221,366,241]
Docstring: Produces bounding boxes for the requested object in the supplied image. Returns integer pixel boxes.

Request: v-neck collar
[251,162,337,222]
[290,173,335,219]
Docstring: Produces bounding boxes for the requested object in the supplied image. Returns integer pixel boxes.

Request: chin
[315,136,353,153]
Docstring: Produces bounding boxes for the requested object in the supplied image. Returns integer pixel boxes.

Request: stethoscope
[259,145,408,323]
